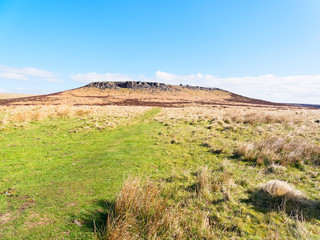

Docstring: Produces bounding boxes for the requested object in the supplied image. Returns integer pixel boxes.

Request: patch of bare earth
[0,195,35,226]
[24,213,53,228]
[0,212,12,225]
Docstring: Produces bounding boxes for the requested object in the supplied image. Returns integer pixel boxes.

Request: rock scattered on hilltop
[86,81,172,91]
[86,81,224,92]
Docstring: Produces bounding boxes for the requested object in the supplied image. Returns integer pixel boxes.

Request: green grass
[0,108,168,239]
[1,107,320,239]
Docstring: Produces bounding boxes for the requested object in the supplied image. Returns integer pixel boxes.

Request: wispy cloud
[71,71,320,104]
[153,71,320,103]
[0,65,62,83]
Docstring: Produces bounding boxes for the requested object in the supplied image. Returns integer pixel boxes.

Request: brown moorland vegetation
[0,82,299,108]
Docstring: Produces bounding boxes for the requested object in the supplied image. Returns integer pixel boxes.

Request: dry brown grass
[56,108,72,118]
[197,166,211,195]
[293,213,309,239]
[195,165,233,203]
[262,180,306,203]
[105,177,177,240]
[263,164,287,175]
[104,176,219,240]
[154,106,317,125]
[223,110,300,124]
[235,135,320,166]
[114,178,165,217]
[0,106,151,127]
[74,109,92,116]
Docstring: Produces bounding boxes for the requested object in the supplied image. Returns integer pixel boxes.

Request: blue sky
[0,0,320,103]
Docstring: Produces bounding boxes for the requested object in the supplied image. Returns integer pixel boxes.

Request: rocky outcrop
[179,84,223,91]
[86,81,172,91]
[86,81,225,92]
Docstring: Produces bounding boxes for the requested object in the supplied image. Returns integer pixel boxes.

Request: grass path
[0,108,167,239]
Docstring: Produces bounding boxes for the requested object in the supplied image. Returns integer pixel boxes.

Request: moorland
[0,82,319,239]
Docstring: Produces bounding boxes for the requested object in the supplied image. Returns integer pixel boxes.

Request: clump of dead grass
[104,176,220,240]
[262,180,307,204]
[74,109,92,116]
[56,108,72,118]
[195,165,233,202]
[105,177,179,239]
[197,166,211,196]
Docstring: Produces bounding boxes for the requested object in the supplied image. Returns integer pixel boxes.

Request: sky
[0,0,320,104]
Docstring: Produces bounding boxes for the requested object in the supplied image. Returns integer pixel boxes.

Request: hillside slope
[0,81,288,108]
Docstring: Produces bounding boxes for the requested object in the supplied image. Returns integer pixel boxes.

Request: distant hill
[287,103,320,109]
[0,81,295,108]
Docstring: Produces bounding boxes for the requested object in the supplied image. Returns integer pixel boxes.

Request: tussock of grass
[197,166,210,195]
[114,177,165,218]
[105,177,176,240]
[105,177,218,240]
[262,180,306,203]
[263,163,287,174]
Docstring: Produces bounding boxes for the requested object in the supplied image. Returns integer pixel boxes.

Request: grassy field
[0,106,320,239]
